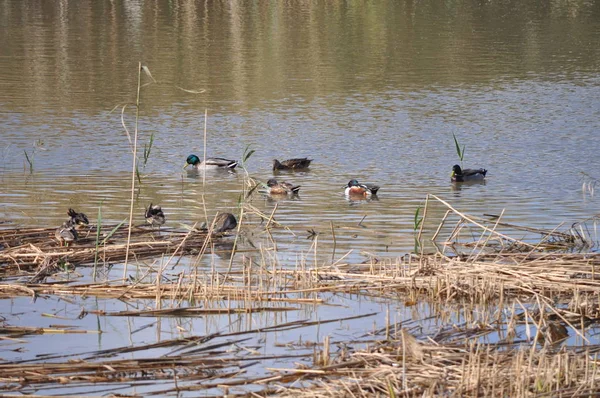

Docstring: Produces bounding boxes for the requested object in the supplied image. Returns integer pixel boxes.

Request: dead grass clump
[273,330,600,397]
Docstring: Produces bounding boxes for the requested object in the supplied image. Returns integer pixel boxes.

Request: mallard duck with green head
[266,178,301,195]
[272,158,312,171]
[451,165,487,182]
[185,154,238,170]
[344,179,380,197]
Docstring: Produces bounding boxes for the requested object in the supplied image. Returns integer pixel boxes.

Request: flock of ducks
[54,155,486,246]
[184,154,487,194]
[55,204,238,246]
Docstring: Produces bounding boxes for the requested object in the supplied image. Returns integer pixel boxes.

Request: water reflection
[185,168,238,179]
[450,179,488,192]
[265,193,302,204]
[345,193,380,205]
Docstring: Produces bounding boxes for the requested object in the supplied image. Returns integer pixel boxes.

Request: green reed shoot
[387,379,397,398]
[242,144,255,167]
[413,206,423,253]
[101,219,127,245]
[244,182,261,199]
[24,150,33,173]
[93,203,103,281]
[143,133,154,167]
[453,133,465,165]
[135,165,142,184]
[240,144,259,199]
[23,139,44,173]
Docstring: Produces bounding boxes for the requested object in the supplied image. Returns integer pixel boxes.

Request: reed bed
[272,331,600,397]
[1,193,600,396]
[0,223,225,278]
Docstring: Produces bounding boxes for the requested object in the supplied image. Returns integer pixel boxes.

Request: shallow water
[1,0,600,395]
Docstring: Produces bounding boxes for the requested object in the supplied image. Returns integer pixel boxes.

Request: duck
[213,212,238,233]
[266,178,301,195]
[145,203,166,228]
[55,219,78,246]
[345,179,380,197]
[67,208,89,228]
[184,154,238,170]
[451,164,487,182]
[272,158,312,171]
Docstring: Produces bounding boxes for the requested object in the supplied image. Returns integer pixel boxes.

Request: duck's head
[451,165,463,176]
[347,179,360,187]
[184,154,201,168]
[267,178,278,187]
[68,208,89,226]
[145,203,163,217]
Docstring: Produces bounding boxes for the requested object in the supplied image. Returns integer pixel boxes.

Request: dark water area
[1,0,599,395]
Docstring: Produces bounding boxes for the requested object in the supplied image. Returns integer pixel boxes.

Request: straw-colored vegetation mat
[0,223,225,280]
[1,195,600,396]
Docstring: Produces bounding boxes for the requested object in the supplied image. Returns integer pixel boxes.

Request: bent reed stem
[123,62,143,279]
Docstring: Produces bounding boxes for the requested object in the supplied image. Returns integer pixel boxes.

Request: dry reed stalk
[428,194,535,250]
[243,203,296,235]
[123,62,143,279]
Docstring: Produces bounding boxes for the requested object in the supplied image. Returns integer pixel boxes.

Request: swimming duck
[55,219,78,246]
[451,165,487,182]
[213,212,238,233]
[272,158,312,171]
[345,179,380,197]
[266,178,301,195]
[184,154,238,170]
[145,203,166,228]
[67,208,89,227]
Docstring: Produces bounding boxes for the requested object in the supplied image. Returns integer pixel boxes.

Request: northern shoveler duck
[184,154,238,170]
[67,208,89,227]
[345,179,380,197]
[55,219,78,246]
[213,212,238,233]
[145,203,166,228]
[266,178,301,195]
[451,164,487,182]
[272,158,312,171]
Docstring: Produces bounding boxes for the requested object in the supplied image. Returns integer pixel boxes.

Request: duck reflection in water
[450,178,487,193]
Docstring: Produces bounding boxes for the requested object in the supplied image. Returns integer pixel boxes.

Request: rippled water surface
[1,0,599,394]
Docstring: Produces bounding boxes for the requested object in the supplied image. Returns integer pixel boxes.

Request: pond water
[1,0,600,395]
